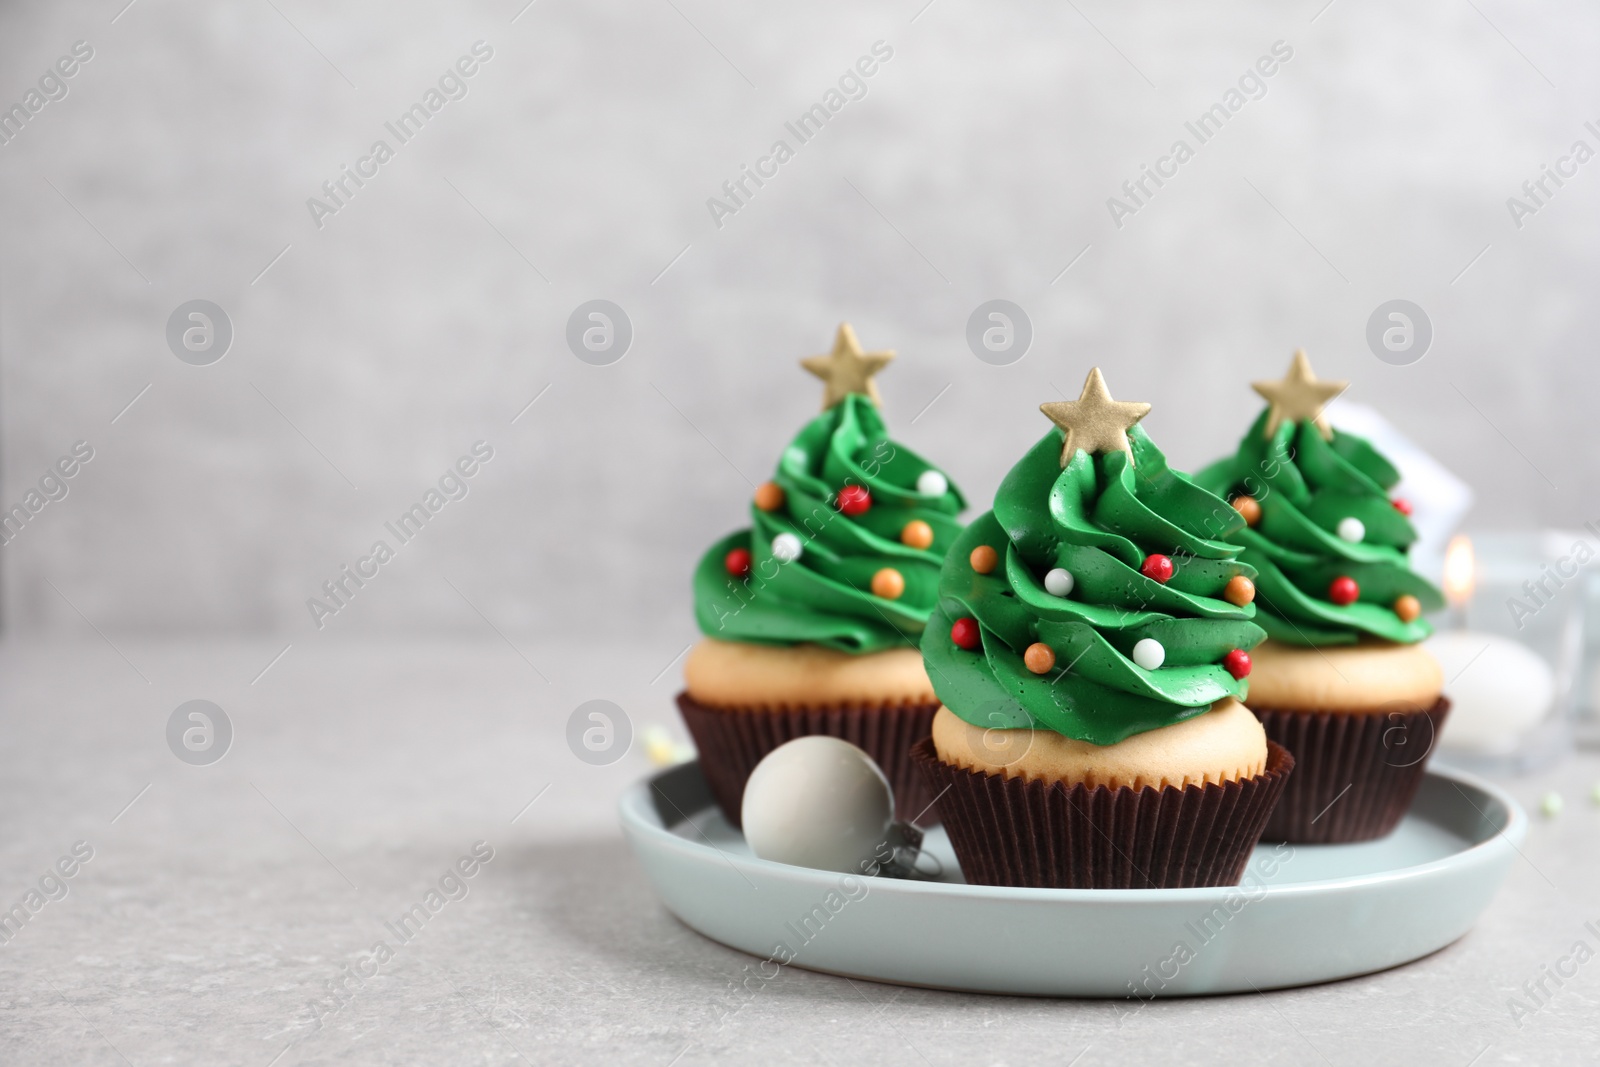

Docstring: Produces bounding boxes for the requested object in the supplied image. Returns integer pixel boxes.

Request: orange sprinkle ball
[871,567,906,600]
[1024,642,1056,674]
[1394,594,1422,623]
[1232,495,1262,526]
[1224,575,1256,607]
[900,520,935,549]
[969,545,999,574]
[753,482,786,511]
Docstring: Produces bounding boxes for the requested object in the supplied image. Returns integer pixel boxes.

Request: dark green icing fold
[923,425,1264,746]
[1192,409,1443,646]
[693,394,966,653]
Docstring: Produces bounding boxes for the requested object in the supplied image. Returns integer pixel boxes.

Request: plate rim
[620,760,1528,903]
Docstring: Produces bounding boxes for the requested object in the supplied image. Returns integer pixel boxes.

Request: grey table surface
[2,637,1597,1067]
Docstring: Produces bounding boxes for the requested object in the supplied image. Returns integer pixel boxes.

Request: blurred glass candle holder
[1582,570,1600,746]
[1428,532,1586,774]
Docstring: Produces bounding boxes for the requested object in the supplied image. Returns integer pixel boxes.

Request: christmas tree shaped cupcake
[911,369,1292,889]
[679,324,966,826]
[1193,350,1448,842]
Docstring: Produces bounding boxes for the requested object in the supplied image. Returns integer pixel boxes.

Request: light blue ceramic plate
[621,761,1526,997]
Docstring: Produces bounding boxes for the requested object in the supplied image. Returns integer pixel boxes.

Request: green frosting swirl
[693,394,966,653]
[1192,410,1443,646]
[923,425,1265,746]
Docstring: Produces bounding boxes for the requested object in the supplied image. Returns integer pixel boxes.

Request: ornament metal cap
[878,821,939,880]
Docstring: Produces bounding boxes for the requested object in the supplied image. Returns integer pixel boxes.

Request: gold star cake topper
[801,323,895,409]
[1039,367,1152,468]
[1252,349,1348,439]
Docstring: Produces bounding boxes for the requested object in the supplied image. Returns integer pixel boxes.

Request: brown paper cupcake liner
[1248,697,1452,844]
[1250,697,1450,844]
[910,738,1294,889]
[676,692,941,827]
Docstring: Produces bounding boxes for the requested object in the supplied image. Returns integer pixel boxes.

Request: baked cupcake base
[678,693,940,826]
[911,736,1294,890]
[929,696,1272,790]
[1251,698,1451,843]
[1242,639,1448,843]
[1244,638,1443,713]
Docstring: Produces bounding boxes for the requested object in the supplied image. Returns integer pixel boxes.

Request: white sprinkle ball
[771,533,803,562]
[1132,638,1166,671]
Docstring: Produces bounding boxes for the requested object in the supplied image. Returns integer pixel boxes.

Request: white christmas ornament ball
[1132,638,1166,671]
[1044,568,1076,597]
[1427,631,1555,754]
[771,533,804,562]
[916,470,949,497]
[741,736,893,873]
[1337,517,1365,543]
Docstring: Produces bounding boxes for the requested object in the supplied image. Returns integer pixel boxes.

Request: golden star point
[1252,349,1348,439]
[1039,367,1152,468]
[800,323,895,409]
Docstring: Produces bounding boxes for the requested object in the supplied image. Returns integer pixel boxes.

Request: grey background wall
[0,0,1594,644]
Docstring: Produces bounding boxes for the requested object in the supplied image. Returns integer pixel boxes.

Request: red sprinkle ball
[1223,649,1252,679]
[1328,575,1360,606]
[950,616,981,650]
[836,485,872,516]
[1392,497,1413,516]
[724,547,752,578]
[1140,553,1175,584]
